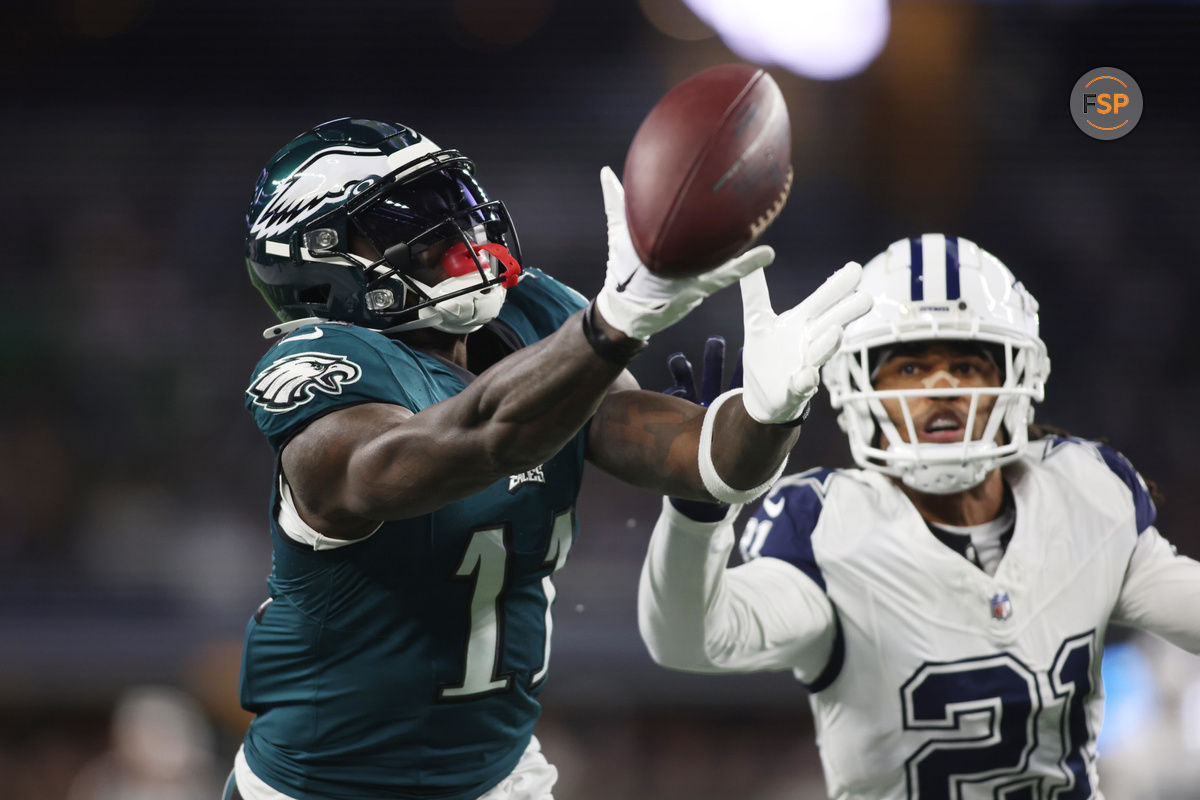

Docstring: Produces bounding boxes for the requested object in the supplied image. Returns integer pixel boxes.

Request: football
[623,63,793,278]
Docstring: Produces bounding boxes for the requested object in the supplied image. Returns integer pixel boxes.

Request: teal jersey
[239,269,589,800]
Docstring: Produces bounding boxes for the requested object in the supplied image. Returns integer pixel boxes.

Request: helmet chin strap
[387,273,508,334]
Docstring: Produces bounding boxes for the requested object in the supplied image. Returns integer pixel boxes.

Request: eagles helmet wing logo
[248,146,389,239]
[248,352,363,413]
[248,136,443,240]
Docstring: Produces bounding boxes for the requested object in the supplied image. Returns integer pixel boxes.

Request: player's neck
[900,469,1006,527]
[397,328,469,368]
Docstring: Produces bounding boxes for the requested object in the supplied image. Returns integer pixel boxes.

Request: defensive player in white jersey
[639,234,1200,800]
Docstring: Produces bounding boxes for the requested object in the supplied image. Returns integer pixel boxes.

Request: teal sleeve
[496,268,588,345]
[244,324,436,453]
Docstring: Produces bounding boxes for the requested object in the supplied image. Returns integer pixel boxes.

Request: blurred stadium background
[2,1,1199,798]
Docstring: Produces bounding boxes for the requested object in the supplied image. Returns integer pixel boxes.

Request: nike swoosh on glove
[740,261,873,424]
[594,166,774,341]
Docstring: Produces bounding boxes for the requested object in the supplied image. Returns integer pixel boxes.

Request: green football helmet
[245,117,523,336]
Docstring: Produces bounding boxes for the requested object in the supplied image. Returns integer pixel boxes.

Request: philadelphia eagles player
[225,118,871,800]
[640,234,1200,800]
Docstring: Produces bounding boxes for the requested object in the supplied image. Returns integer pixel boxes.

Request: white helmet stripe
[918,233,948,302]
[385,135,442,178]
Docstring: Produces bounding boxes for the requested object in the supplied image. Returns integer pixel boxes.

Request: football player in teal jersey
[225,117,871,800]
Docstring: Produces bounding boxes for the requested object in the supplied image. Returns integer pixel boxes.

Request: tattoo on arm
[589,393,705,496]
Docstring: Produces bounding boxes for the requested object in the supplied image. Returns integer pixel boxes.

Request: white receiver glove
[594,166,775,340]
[740,262,872,424]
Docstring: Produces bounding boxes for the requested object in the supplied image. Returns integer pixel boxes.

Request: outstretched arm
[586,377,799,501]
[283,309,635,534]
[588,262,871,502]
[280,168,772,538]
[638,499,837,674]
[1112,526,1200,654]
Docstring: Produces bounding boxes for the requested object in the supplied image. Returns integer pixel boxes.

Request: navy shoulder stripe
[739,468,835,591]
[1095,443,1157,533]
[1043,437,1156,533]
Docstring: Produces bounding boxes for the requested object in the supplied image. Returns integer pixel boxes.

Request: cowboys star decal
[248,352,363,412]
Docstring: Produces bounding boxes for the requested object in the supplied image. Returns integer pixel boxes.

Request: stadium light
[682,0,890,80]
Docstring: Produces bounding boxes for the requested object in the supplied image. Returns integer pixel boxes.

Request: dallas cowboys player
[639,234,1200,800]
[227,118,871,800]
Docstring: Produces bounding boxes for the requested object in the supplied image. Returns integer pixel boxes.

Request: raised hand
[594,166,774,341]
[663,335,742,407]
[661,335,744,519]
[739,262,872,425]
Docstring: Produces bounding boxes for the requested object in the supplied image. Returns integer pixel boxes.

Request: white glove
[740,262,872,424]
[594,166,774,340]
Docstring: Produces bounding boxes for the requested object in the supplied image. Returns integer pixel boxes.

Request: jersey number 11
[438,508,575,700]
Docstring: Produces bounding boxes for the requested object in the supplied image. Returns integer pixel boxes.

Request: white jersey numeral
[739,518,773,561]
[533,510,575,685]
[439,527,511,699]
[438,508,575,700]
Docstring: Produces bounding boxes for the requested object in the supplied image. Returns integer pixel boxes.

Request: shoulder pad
[739,468,836,589]
[1040,436,1156,533]
[248,325,368,414]
[244,324,430,453]
[1094,443,1157,533]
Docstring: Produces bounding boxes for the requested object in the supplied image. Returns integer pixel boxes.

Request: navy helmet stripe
[945,235,961,300]
[909,237,924,301]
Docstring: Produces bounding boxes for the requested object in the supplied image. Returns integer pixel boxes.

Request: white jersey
[639,437,1200,800]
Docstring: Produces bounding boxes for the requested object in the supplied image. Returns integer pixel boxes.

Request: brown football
[623,63,793,278]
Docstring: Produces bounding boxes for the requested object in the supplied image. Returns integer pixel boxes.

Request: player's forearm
[708,396,801,492]
[332,310,637,521]
[458,307,633,474]
[639,500,745,671]
[584,388,797,503]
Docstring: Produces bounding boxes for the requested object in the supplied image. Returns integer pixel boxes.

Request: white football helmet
[821,234,1051,494]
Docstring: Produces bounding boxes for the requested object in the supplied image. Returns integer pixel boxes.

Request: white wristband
[698,388,789,504]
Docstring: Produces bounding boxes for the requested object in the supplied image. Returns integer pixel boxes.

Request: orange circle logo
[1071,68,1143,140]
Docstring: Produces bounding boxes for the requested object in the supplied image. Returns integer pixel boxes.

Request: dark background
[1,1,1199,798]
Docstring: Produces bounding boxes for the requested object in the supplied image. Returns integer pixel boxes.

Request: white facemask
[389,272,507,334]
[887,441,997,494]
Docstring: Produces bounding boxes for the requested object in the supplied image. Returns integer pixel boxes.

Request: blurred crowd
[2,1,1199,798]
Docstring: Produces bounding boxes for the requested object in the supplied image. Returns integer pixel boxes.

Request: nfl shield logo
[990,592,1013,621]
